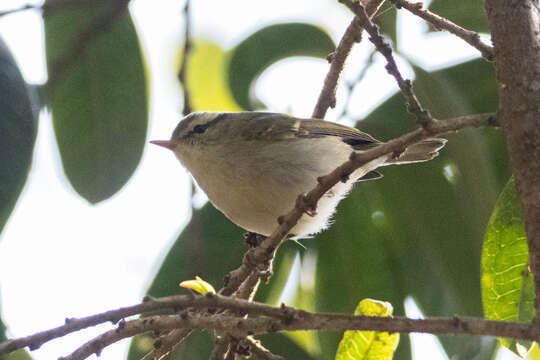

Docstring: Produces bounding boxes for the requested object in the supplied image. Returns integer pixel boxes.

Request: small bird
[151,112,446,239]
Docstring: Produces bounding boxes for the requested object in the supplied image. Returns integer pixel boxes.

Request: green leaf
[2,350,34,360]
[336,299,399,360]
[0,37,37,236]
[428,0,489,34]
[182,40,241,112]
[315,58,506,360]
[227,23,335,110]
[44,1,148,203]
[481,177,533,354]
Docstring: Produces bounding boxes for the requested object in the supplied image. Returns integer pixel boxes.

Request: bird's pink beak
[150,140,175,150]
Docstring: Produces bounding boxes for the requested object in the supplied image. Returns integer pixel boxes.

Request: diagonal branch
[311,0,385,120]
[340,0,435,129]
[390,0,494,61]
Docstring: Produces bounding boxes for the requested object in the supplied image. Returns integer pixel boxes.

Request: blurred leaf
[44,0,148,203]
[0,37,37,236]
[517,342,540,360]
[227,23,335,110]
[428,0,489,33]
[482,177,533,355]
[315,58,506,360]
[336,299,399,360]
[375,5,397,46]
[2,350,33,360]
[182,40,241,112]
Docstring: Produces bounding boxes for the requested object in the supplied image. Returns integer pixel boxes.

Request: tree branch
[54,294,533,360]
[340,0,435,129]
[178,0,192,115]
[484,0,540,334]
[390,0,494,61]
[0,294,282,355]
[311,0,385,119]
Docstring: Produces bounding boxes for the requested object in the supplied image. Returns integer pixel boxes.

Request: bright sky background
[0,0,517,359]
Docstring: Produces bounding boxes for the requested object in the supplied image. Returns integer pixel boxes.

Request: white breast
[174,137,388,238]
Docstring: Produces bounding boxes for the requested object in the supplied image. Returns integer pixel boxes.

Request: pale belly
[176,138,386,238]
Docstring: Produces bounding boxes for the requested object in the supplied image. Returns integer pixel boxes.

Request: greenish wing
[240,113,381,150]
[298,119,381,150]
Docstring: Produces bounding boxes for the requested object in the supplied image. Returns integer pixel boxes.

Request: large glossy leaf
[428,0,489,34]
[227,23,335,110]
[0,37,37,236]
[44,0,148,203]
[127,204,307,360]
[482,177,533,355]
[315,58,506,360]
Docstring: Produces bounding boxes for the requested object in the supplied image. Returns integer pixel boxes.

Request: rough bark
[485,0,540,325]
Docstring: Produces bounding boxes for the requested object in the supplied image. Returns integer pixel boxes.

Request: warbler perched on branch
[152,112,446,238]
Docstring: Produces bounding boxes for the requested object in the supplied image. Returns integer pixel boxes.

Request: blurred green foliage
[227,23,335,110]
[0,36,37,236]
[428,0,490,33]
[44,0,148,203]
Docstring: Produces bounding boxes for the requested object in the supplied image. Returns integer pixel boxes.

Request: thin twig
[178,0,192,115]
[340,0,435,129]
[336,48,377,120]
[390,0,494,61]
[211,268,263,359]
[248,337,285,360]
[0,4,38,17]
[311,19,361,119]
[311,0,385,119]
[140,328,192,360]
[47,0,130,92]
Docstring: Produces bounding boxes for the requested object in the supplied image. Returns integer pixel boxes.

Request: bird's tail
[386,138,447,165]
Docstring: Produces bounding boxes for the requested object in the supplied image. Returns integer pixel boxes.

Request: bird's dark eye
[193,124,206,134]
